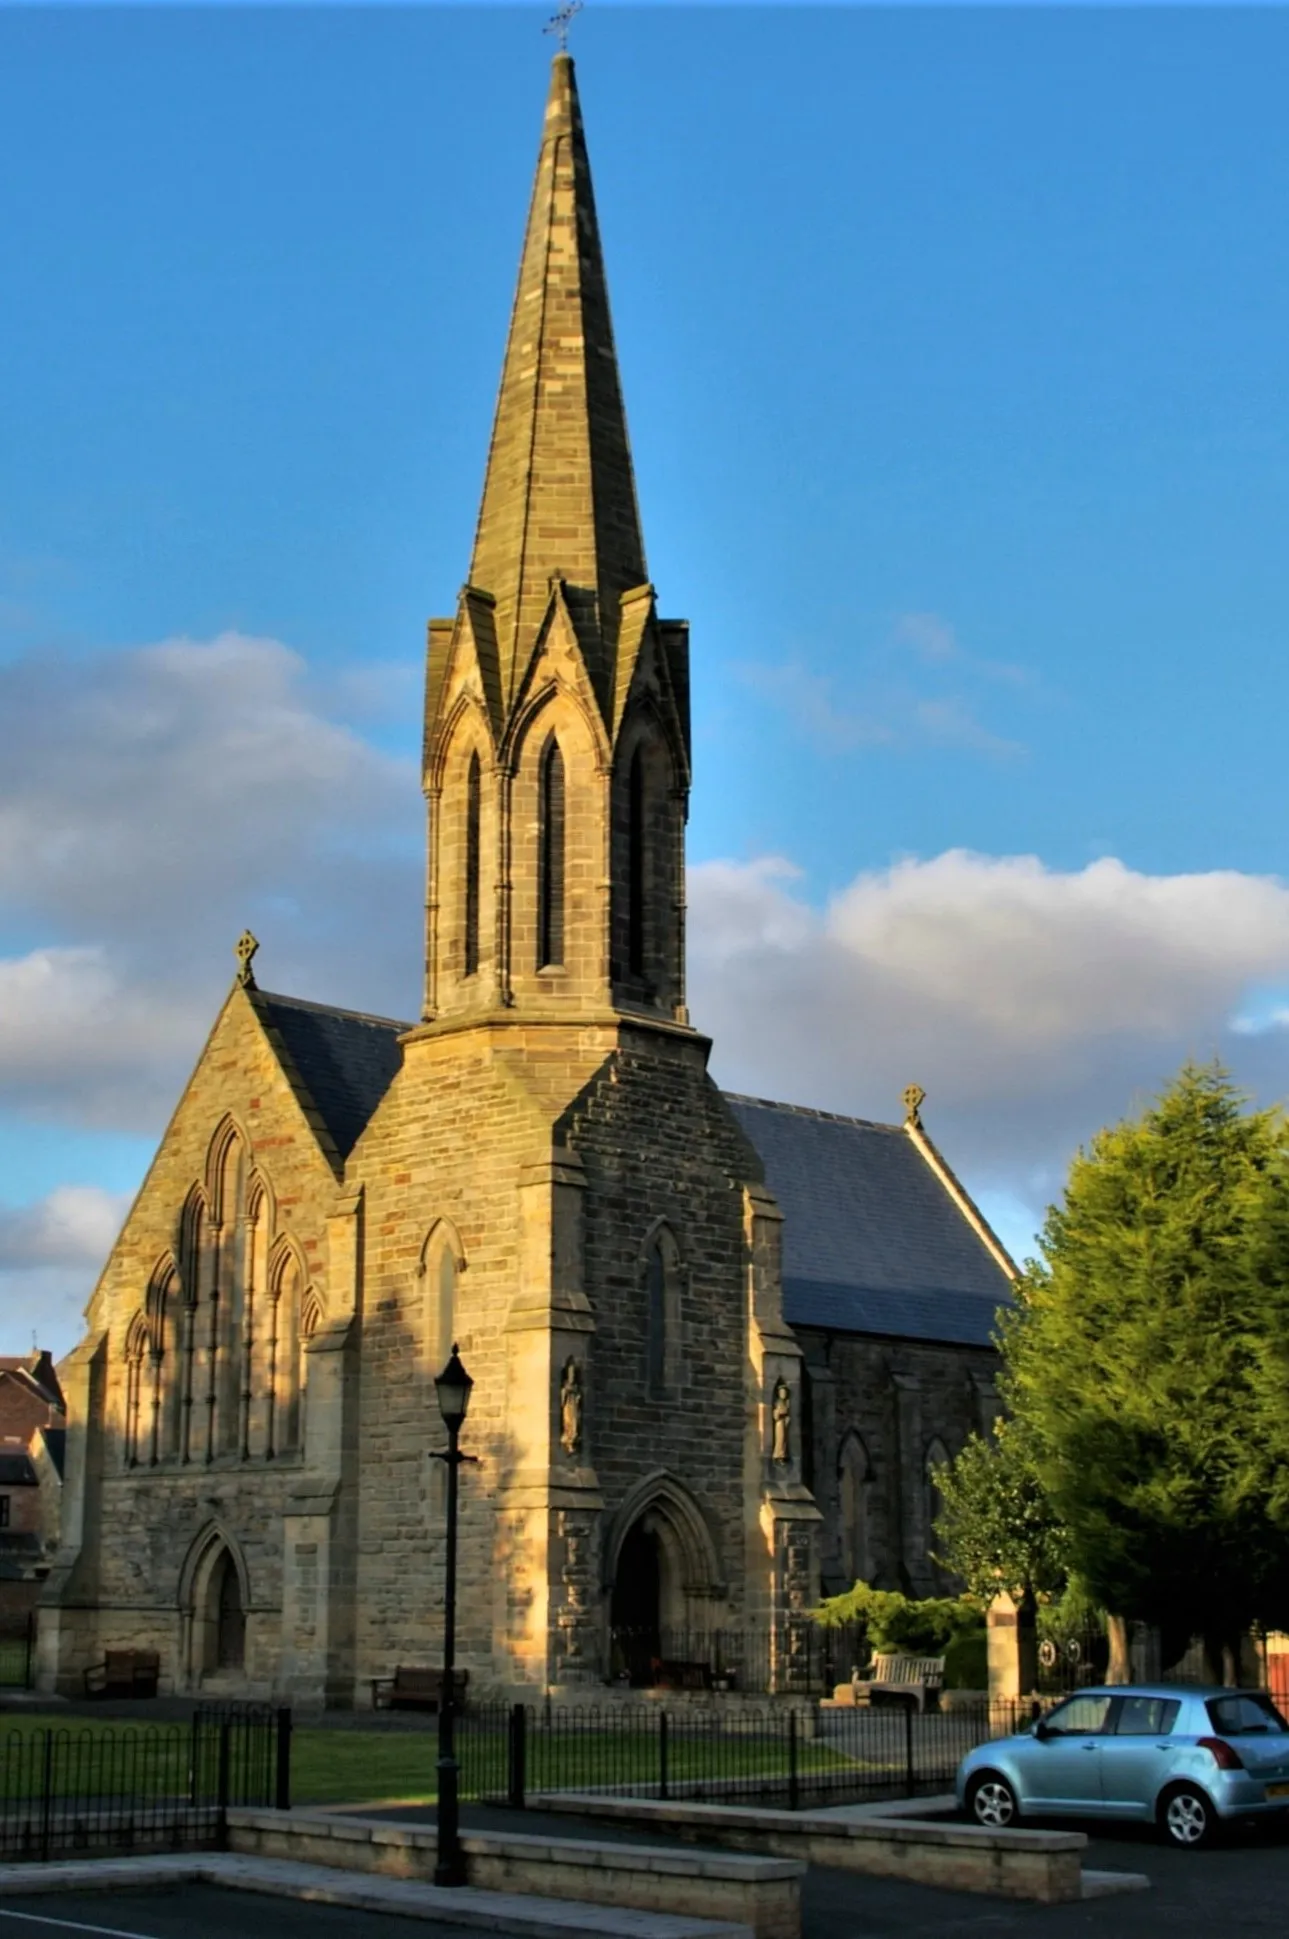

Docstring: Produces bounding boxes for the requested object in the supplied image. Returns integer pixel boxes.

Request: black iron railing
[459,1695,1039,1812]
[607,1623,868,1694]
[0,1703,290,1863]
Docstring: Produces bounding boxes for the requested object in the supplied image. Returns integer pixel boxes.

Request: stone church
[39,54,1014,1704]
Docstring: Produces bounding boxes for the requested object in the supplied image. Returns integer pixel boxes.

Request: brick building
[0,1353,66,1618]
[41,55,1013,1703]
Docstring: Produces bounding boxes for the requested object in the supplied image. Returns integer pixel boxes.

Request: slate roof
[724,1095,1013,1347]
[249,989,1010,1349]
[257,992,408,1161]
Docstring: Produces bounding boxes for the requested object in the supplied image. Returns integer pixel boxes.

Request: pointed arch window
[628,744,646,977]
[124,1313,149,1467]
[537,737,565,969]
[643,1225,682,1400]
[422,1223,460,1377]
[925,1437,950,1570]
[838,1432,871,1587]
[464,751,482,978]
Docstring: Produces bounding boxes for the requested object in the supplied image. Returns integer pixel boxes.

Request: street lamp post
[431,1343,475,1888]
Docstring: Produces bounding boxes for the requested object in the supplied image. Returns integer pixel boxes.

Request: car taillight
[1198,1736,1244,1771]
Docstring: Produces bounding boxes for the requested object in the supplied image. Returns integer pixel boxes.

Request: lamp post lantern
[431,1343,475,1887]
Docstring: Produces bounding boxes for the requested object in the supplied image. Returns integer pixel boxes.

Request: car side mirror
[1033,1718,1052,1741]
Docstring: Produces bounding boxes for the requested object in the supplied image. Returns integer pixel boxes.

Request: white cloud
[689,848,1289,1226]
[0,1185,131,1273]
[0,632,424,1129]
[0,1186,133,1357]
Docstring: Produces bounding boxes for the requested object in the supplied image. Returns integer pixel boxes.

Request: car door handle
[1081,1744,1098,1751]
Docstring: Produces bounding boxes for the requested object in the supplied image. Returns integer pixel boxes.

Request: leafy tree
[931,1417,1068,1605]
[1002,1062,1289,1679]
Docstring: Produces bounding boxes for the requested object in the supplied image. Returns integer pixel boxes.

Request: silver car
[956,1685,1289,1848]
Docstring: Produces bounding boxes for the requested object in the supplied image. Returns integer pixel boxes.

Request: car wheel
[1159,1783,1217,1850]
[967,1772,1021,1829]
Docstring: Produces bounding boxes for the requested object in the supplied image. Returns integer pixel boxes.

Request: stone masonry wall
[42,986,347,1696]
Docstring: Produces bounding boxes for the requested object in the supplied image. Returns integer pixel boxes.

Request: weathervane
[544,0,582,53]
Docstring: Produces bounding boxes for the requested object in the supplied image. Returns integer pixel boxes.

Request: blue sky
[3,5,1289,1354]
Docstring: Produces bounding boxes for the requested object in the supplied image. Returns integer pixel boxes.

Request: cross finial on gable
[234,930,260,989]
[902,1083,926,1129]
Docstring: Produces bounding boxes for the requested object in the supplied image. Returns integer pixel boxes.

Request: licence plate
[1265,1782,1289,1799]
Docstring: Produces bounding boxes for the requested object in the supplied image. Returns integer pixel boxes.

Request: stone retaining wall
[225,1806,801,1939]
[531,1793,1087,1904]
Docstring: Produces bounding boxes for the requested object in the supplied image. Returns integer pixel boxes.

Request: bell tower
[421,54,691,1029]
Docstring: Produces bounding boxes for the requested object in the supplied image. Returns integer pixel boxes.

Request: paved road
[0,1888,490,1939]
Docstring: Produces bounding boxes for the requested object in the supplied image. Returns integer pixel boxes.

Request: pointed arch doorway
[179,1527,250,1686]
[606,1476,725,1687]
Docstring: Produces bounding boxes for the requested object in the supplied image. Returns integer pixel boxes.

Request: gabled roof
[256,992,407,1161]
[725,1095,1013,1347]
[0,1353,64,1412]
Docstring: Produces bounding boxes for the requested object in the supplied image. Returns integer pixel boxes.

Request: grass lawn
[0,1713,863,1809]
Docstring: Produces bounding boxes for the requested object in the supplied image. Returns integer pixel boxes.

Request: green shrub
[812,1580,983,1657]
[943,1629,988,1689]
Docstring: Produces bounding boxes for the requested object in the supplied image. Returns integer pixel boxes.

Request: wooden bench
[84,1648,161,1699]
[848,1652,945,1714]
[370,1666,469,1712]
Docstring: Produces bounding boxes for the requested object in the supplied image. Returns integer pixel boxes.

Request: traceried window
[464,751,482,977]
[537,737,565,969]
[157,1121,318,1469]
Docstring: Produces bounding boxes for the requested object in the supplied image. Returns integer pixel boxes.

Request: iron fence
[607,1624,868,1695]
[0,1703,290,1863]
[458,1695,1038,1812]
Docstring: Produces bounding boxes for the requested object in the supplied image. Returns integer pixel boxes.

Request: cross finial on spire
[544,0,582,53]
[234,930,260,989]
[902,1083,926,1130]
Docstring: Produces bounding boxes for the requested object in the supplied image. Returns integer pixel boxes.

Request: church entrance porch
[605,1479,728,1690]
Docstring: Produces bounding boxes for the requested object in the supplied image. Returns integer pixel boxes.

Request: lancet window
[643,1224,682,1399]
[464,751,482,977]
[838,1432,871,1587]
[628,744,646,977]
[537,737,565,969]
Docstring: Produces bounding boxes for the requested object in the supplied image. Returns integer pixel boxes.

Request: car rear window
[1116,1697,1180,1736]
[1206,1694,1289,1736]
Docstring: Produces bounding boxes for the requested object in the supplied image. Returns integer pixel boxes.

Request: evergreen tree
[1002,1062,1289,1678]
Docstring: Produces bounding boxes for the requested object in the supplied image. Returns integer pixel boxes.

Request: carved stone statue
[772,1378,791,1464]
[559,1358,583,1455]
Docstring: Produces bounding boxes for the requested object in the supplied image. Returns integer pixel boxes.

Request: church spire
[468,53,647,715]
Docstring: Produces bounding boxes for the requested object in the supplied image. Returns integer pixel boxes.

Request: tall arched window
[124,1313,148,1467]
[838,1432,871,1586]
[628,744,646,977]
[145,1263,178,1466]
[423,1224,460,1376]
[464,751,481,977]
[646,1242,666,1395]
[643,1225,682,1399]
[537,737,565,969]
[925,1437,950,1571]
